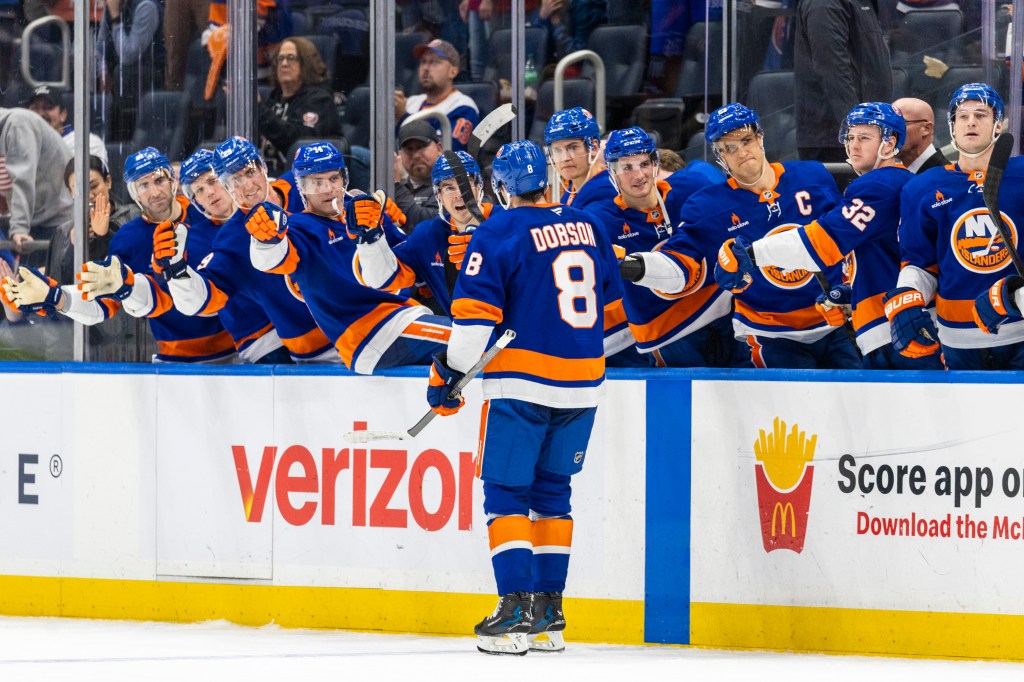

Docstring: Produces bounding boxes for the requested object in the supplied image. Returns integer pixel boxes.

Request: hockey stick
[983,133,1022,276]
[467,103,518,158]
[342,329,517,443]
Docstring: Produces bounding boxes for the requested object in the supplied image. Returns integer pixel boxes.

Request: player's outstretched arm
[973,276,1024,334]
[620,251,687,293]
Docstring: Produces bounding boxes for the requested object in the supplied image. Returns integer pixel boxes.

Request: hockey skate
[528,591,566,653]
[475,592,532,655]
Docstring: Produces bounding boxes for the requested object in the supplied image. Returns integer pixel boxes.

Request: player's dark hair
[64,155,110,190]
[518,188,547,203]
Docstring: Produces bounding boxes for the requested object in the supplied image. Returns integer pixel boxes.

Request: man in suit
[892,97,950,173]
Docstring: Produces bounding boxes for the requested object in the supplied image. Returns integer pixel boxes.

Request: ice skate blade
[527,631,565,653]
[476,633,528,656]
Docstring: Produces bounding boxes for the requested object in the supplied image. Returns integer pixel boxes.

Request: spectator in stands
[460,0,490,81]
[0,107,72,258]
[52,156,139,284]
[163,0,210,91]
[202,0,292,86]
[257,37,343,176]
[23,85,108,165]
[892,97,950,173]
[95,0,166,141]
[794,0,892,162]
[395,39,479,151]
[393,119,445,232]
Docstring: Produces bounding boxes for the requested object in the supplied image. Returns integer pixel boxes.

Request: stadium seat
[342,85,371,149]
[891,66,910,99]
[304,34,338,83]
[395,32,427,96]
[130,90,189,161]
[583,24,647,98]
[745,70,797,161]
[458,81,497,118]
[675,21,723,100]
[889,9,964,65]
[632,98,686,150]
[528,78,595,143]
[682,130,711,164]
[309,5,370,94]
[290,11,309,36]
[484,27,549,85]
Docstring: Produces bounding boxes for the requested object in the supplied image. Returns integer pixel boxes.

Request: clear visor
[838,123,883,146]
[127,167,175,204]
[219,160,269,210]
[183,171,221,219]
[607,155,658,177]
[545,139,592,163]
[712,131,760,156]
[298,169,348,196]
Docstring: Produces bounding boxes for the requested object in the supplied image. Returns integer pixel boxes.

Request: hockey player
[246,141,451,373]
[731,102,942,369]
[425,140,623,655]
[621,103,861,369]
[894,83,1024,369]
[354,151,494,317]
[162,137,339,363]
[586,126,729,367]
[543,107,615,209]
[3,146,239,363]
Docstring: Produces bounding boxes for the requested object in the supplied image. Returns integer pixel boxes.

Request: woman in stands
[257,36,343,175]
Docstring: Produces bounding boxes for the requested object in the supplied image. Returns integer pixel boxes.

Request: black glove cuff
[619,256,645,283]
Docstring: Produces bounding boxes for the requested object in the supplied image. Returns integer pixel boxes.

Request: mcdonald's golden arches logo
[753,417,817,553]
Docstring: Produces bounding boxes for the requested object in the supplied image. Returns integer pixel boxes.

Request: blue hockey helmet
[431,151,481,187]
[292,141,348,197]
[124,146,171,184]
[491,140,548,201]
[840,102,906,150]
[604,126,657,163]
[212,136,265,180]
[948,83,1004,123]
[179,149,216,189]
[705,103,761,144]
[544,106,601,146]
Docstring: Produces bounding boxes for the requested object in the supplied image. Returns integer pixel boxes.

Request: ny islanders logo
[759,224,815,289]
[949,209,1018,273]
[753,417,817,553]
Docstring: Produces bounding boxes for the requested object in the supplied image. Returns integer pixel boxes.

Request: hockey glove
[346,191,386,244]
[153,220,188,280]
[245,202,289,245]
[883,287,939,358]
[2,266,63,316]
[815,284,852,327]
[426,352,466,416]
[973,275,1024,334]
[384,196,407,229]
[619,254,646,282]
[447,232,473,270]
[77,255,135,302]
[714,236,755,293]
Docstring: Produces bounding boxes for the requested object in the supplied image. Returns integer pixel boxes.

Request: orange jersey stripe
[532,517,573,548]
[485,348,604,382]
[735,300,825,330]
[659,248,706,296]
[451,297,504,325]
[99,298,120,318]
[156,329,235,359]
[936,296,976,324]
[401,320,451,342]
[201,281,230,315]
[334,301,416,366]
[627,285,717,344]
[267,241,300,276]
[604,299,627,331]
[803,220,845,267]
[746,334,766,368]
[235,322,275,349]
[269,178,293,211]
[146,276,175,317]
[852,292,886,332]
[476,400,490,478]
[281,325,332,355]
[488,514,532,550]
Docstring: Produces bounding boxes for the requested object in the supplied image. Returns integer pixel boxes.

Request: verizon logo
[232,440,475,531]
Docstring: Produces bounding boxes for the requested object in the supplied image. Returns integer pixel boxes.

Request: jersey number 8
[552,251,597,329]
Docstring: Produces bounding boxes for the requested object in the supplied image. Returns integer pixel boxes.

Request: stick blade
[468,103,518,157]
[984,133,1015,206]
[343,430,412,444]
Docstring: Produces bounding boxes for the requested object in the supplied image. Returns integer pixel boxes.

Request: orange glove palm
[447,233,472,270]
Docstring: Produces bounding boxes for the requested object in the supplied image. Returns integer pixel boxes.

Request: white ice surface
[0,615,1021,682]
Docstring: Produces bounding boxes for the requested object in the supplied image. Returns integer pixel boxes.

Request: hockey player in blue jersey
[246,141,451,373]
[4,146,239,363]
[731,102,942,369]
[543,107,616,209]
[425,140,623,655]
[586,126,729,367]
[895,84,1024,369]
[621,103,861,369]
[161,137,340,363]
[354,151,494,316]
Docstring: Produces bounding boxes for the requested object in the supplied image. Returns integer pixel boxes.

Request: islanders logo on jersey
[948,208,1018,273]
[753,417,817,554]
[758,224,814,289]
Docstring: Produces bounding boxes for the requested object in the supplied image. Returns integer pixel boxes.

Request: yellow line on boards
[0,575,644,644]
[692,602,1024,661]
